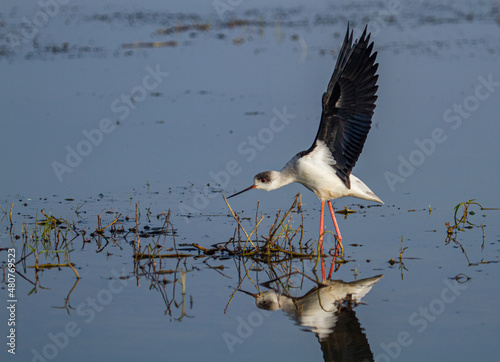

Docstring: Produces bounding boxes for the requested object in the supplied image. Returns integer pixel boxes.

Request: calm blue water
[1,1,500,361]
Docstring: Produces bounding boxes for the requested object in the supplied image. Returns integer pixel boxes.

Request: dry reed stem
[222,194,257,249]
[29,263,75,269]
[134,252,193,260]
[135,203,140,251]
[64,251,80,279]
[9,202,14,227]
[96,212,122,234]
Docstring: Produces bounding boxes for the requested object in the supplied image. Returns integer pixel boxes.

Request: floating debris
[336,206,356,215]
[122,41,178,49]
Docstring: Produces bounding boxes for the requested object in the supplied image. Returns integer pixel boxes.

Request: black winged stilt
[228,24,383,261]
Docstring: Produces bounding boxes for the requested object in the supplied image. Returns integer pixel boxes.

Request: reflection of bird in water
[241,274,383,362]
[228,24,382,267]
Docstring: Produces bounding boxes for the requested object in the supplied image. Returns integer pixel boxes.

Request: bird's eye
[260,178,267,183]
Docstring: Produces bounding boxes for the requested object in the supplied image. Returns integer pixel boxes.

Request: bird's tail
[349,174,384,204]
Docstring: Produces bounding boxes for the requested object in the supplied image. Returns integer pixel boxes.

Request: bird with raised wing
[228,24,382,257]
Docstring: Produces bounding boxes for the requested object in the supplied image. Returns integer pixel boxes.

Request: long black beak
[227,184,256,199]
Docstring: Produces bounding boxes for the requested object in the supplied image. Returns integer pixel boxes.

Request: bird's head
[227,171,281,198]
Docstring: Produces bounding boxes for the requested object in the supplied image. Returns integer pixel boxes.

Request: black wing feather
[310,24,379,188]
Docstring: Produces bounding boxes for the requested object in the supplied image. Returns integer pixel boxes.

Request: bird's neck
[275,167,296,189]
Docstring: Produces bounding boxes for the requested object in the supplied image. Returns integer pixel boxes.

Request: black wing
[310,24,379,189]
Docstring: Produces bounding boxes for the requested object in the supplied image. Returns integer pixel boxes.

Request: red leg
[321,257,326,282]
[319,200,325,281]
[327,200,342,244]
[327,200,343,279]
[328,254,337,279]
[319,200,325,253]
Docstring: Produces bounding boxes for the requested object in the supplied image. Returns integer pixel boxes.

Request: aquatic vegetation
[3,194,498,325]
[444,199,499,266]
[222,193,313,260]
[388,236,411,280]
